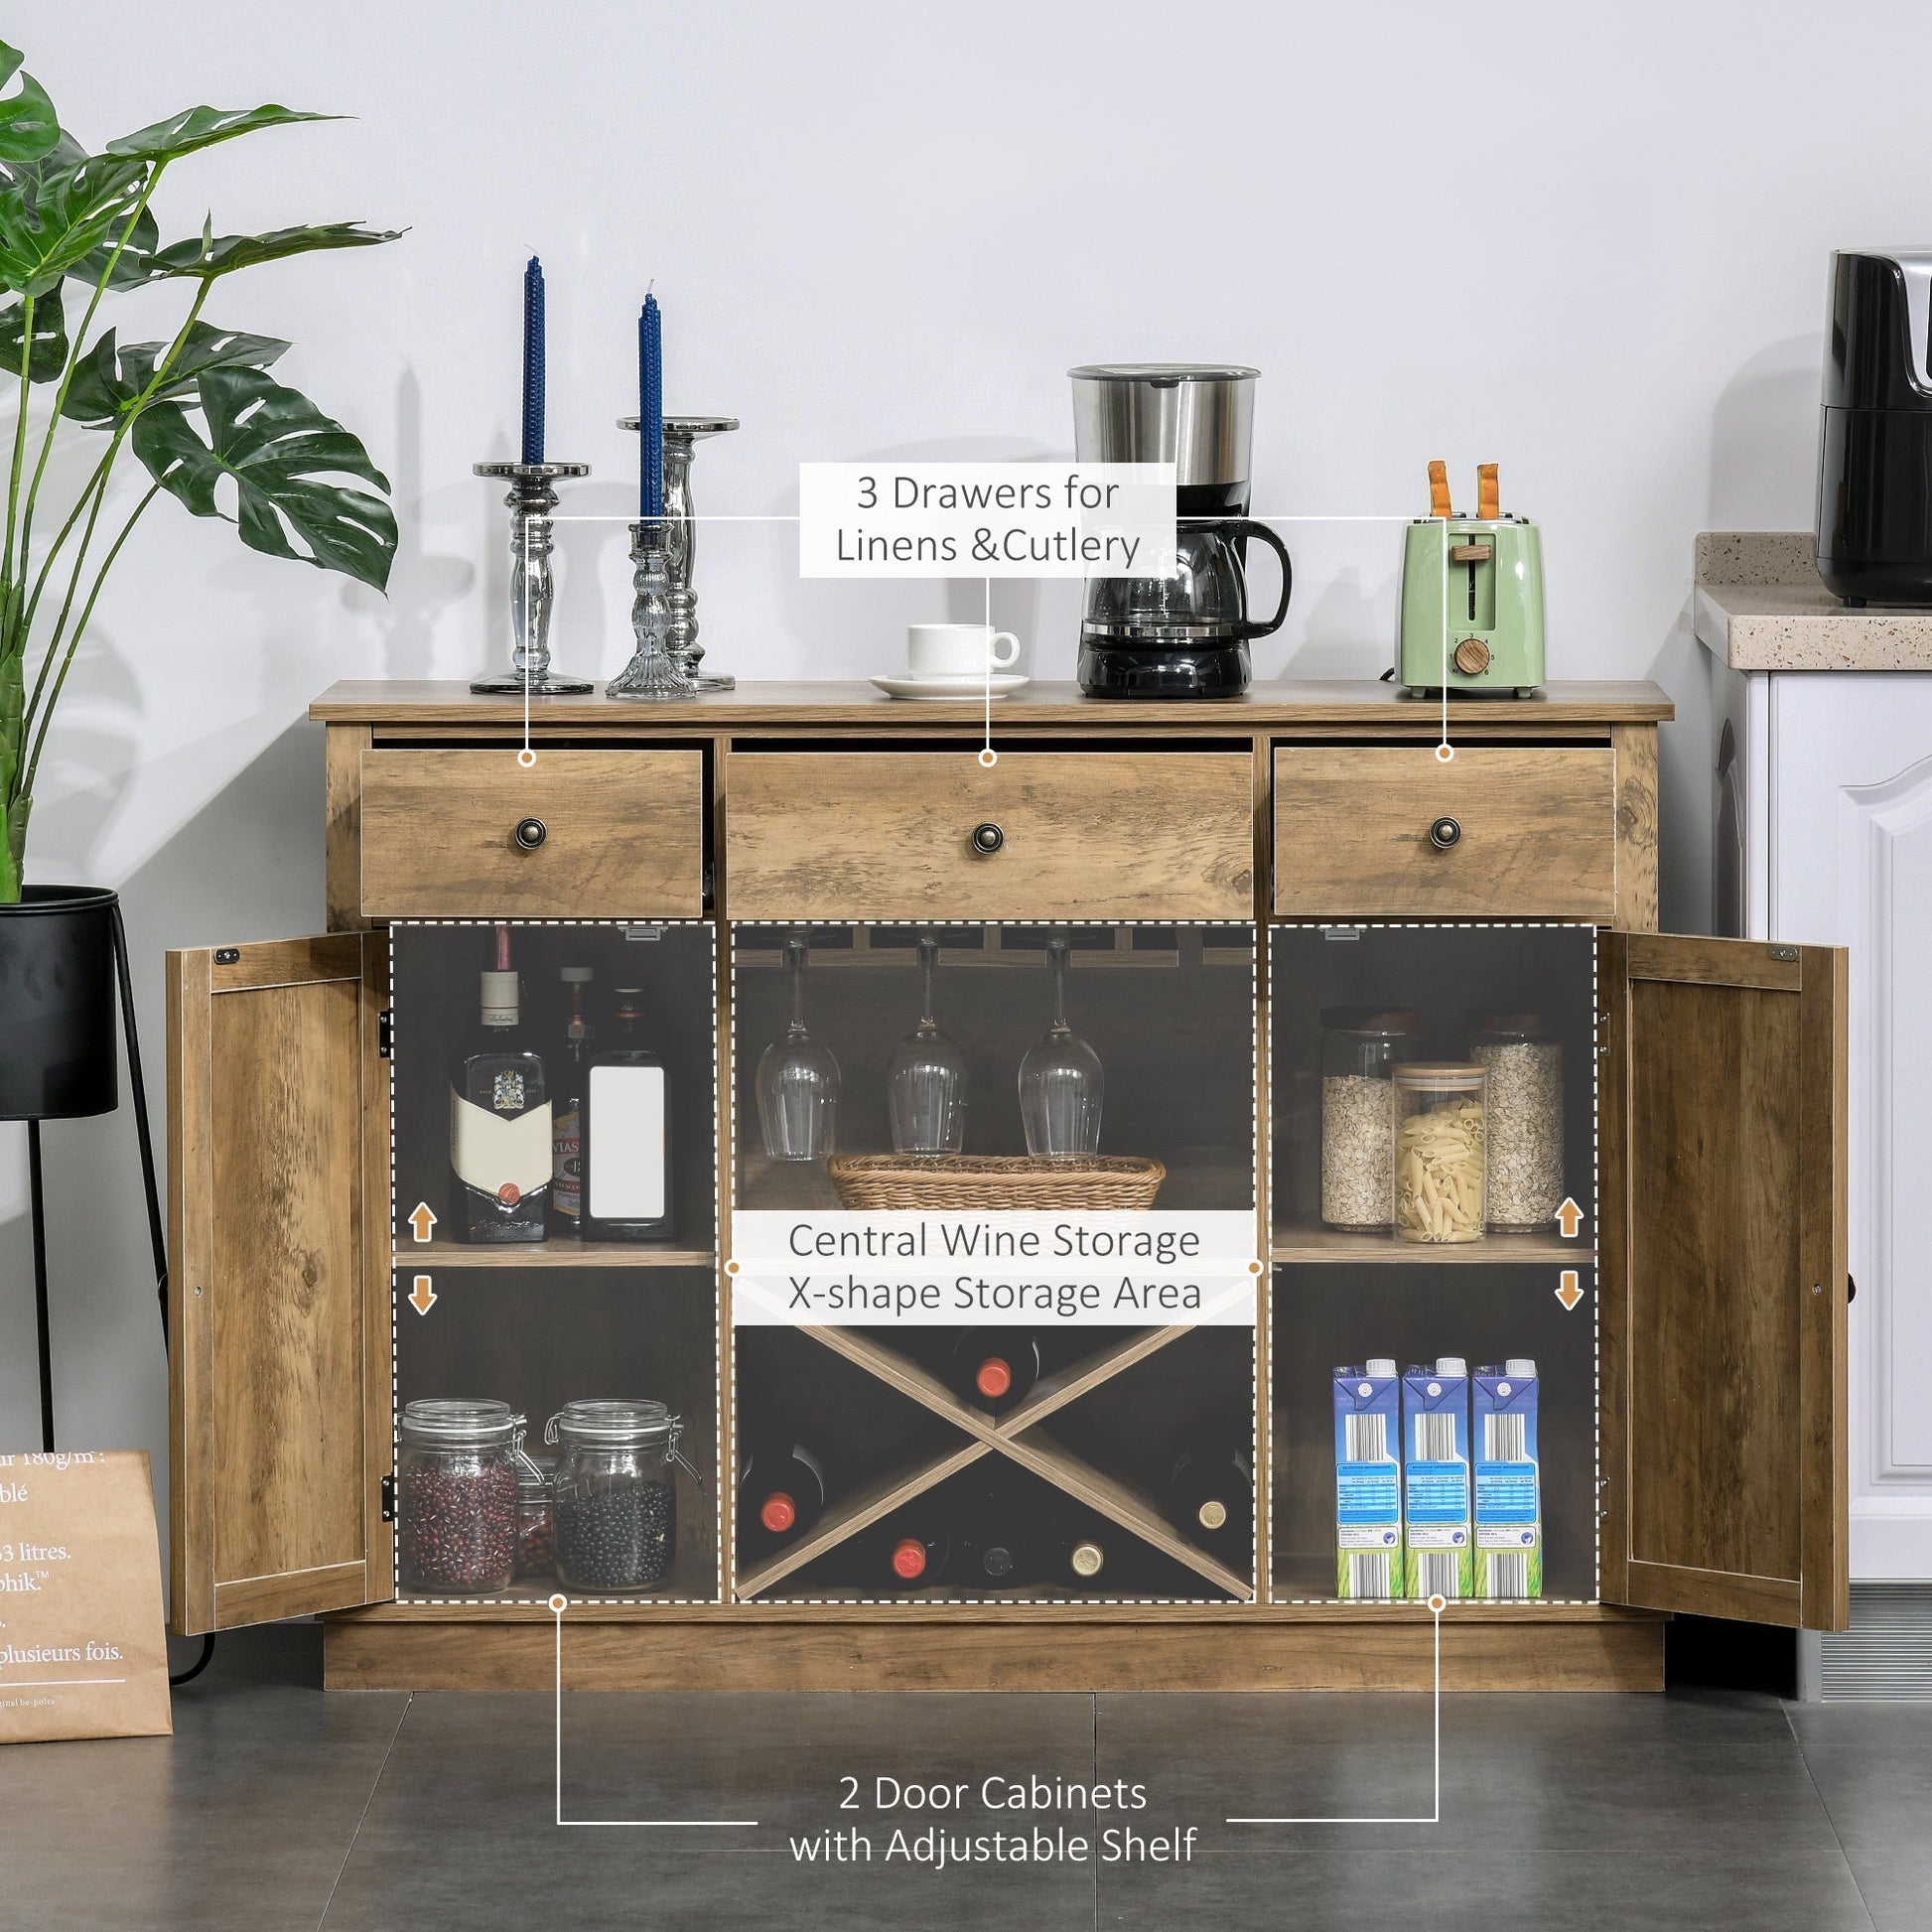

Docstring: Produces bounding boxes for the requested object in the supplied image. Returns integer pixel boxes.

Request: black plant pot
[0,884,120,1121]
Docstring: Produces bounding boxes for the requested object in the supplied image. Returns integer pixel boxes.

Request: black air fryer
[1818,249,1932,603]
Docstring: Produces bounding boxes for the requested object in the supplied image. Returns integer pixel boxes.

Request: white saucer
[870,672,1031,700]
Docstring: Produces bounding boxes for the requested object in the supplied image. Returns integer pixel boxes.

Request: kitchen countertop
[1696,530,1932,669]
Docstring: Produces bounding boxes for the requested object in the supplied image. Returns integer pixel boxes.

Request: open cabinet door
[166,934,393,1634]
[1601,933,1849,1630]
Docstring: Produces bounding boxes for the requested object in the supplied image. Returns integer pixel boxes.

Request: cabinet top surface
[311,678,1673,729]
[1695,529,1932,671]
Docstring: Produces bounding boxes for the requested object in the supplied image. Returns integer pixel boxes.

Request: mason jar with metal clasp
[397,1398,539,1595]
[545,1399,703,1593]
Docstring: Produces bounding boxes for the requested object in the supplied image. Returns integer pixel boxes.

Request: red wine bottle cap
[759,1491,796,1534]
[891,1537,927,1580]
[975,1356,1013,1400]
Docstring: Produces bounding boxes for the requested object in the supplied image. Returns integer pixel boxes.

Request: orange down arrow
[1554,1198,1583,1239]
[408,1202,437,1242]
[1556,1271,1584,1311]
[408,1275,437,1315]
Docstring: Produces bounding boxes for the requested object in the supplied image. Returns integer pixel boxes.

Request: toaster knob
[971,822,1005,856]
[513,816,548,851]
[1453,636,1492,676]
[1429,816,1462,851]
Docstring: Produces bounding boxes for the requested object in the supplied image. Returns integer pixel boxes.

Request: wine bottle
[1166,1445,1254,1558]
[580,983,675,1242]
[549,965,595,1236]
[1046,1504,1110,1586]
[948,1328,1040,1412]
[451,925,549,1243]
[881,1522,949,1587]
[738,1439,826,1555]
[954,1483,1034,1587]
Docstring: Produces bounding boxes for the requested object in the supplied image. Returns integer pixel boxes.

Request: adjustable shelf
[1270,1221,1593,1267]
[400,1240,717,1270]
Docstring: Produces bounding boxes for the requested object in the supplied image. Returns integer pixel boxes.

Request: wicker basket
[826,1154,1165,1213]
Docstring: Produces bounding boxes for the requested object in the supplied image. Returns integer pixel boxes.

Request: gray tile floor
[1,1625,1927,1930]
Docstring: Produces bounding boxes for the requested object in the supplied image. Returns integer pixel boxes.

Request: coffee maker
[1818,249,1932,603]
[1070,364,1290,697]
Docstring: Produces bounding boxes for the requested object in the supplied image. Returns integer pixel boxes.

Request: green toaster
[1398,461,1544,696]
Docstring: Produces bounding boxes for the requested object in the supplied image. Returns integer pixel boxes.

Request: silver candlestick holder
[607,518,692,699]
[471,460,594,694]
[618,414,740,690]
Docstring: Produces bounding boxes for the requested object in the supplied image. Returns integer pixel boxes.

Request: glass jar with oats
[1467,1011,1563,1235]
[1318,1009,1421,1231]
[1393,1063,1488,1243]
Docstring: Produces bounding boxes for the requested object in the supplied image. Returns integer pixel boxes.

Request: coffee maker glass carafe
[1069,364,1290,698]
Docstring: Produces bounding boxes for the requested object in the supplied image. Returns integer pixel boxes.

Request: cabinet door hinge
[380,1472,396,1522]
[378,1010,394,1059]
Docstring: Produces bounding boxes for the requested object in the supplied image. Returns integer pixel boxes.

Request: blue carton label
[1333,1367,1402,1599]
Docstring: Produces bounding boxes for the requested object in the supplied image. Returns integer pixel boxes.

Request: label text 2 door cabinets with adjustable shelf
[163,681,1849,1689]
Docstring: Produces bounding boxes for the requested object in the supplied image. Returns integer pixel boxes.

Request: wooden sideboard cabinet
[162,680,1849,1692]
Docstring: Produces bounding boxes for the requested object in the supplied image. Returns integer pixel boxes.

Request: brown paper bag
[0,1449,172,1742]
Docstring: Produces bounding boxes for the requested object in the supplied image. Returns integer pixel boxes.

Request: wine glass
[756,932,840,1161]
[1019,936,1103,1157]
[889,934,967,1154]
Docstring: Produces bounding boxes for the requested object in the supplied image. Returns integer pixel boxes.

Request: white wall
[3,0,1917,1569]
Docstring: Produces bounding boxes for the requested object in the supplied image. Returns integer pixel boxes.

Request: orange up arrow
[1556,1271,1584,1311]
[408,1202,437,1243]
[1554,1198,1583,1239]
[408,1275,437,1315]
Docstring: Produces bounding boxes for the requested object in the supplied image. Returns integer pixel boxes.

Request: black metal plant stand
[6,892,207,1682]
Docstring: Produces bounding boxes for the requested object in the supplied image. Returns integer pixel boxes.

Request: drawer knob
[1428,815,1461,851]
[971,822,1005,856]
[513,816,548,851]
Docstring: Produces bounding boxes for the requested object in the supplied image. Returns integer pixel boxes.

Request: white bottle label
[588,1064,666,1220]
[451,1090,553,1201]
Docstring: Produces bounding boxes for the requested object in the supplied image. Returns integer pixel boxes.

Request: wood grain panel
[725,752,1253,920]
[1605,934,1849,1630]
[311,677,1677,730]
[358,748,704,917]
[1611,723,1660,931]
[324,724,370,932]
[168,936,380,1636]
[1273,745,1616,918]
[324,1612,1665,1692]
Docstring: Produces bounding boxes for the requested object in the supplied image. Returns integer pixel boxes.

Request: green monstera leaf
[132,365,395,591]
[0,152,147,297]
[106,104,337,162]
[0,43,59,165]
[149,219,400,282]
[62,319,288,426]
[0,283,66,381]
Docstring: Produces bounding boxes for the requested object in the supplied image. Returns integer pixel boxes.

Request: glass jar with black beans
[544,1399,701,1593]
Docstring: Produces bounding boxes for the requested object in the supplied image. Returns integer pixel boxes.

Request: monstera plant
[0,38,399,904]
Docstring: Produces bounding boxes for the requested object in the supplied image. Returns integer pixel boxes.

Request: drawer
[358,749,705,917]
[725,752,1254,920]
[1273,745,1616,919]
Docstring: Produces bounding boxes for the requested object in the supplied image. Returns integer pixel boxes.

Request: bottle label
[587,1064,666,1219]
[553,1101,582,1219]
[451,1089,553,1199]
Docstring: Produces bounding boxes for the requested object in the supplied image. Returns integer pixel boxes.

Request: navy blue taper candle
[639,292,663,517]
[520,256,545,465]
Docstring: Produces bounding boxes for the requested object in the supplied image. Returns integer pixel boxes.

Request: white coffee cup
[905,622,1021,680]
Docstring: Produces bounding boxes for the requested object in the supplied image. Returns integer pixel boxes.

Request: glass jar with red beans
[397,1398,530,1595]
[514,1454,557,1583]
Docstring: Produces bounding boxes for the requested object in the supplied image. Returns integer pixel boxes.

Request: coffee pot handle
[1215,519,1293,639]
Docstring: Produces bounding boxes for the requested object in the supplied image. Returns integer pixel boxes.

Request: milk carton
[1473,1359,1542,1599]
[1402,1358,1471,1600]
[1333,1359,1403,1599]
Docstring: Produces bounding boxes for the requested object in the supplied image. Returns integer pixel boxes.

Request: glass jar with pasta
[1392,1063,1488,1243]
